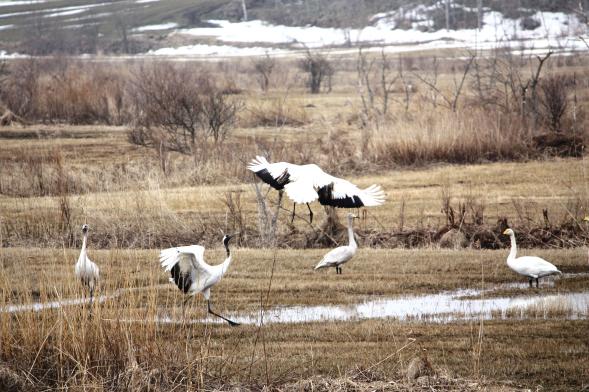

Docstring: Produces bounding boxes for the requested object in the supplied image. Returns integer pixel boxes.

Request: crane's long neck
[79,232,88,264]
[508,233,517,261]
[220,241,233,275]
[347,217,357,249]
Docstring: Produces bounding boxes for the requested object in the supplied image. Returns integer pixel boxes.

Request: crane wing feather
[159,245,211,294]
[248,157,385,207]
[247,155,293,190]
[316,177,385,208]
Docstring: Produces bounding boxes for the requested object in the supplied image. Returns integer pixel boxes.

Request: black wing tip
[317,184,364,208]
[171,263,192,294]
[255,168,290,190]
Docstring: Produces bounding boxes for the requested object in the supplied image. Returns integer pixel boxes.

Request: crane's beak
[502,229,510,235]
[227,232,240,240]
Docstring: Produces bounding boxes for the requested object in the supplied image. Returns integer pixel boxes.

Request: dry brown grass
[1,53,589,390]
[1,247,588,390]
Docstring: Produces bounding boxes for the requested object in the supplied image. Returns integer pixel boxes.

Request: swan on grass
[247,156,385,223]
[75,224,100,304]
[315,213,359,274]
[159,234,239,326]
[502,228,561,288]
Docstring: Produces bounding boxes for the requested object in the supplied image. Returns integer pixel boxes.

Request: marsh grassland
[1,48,589,391]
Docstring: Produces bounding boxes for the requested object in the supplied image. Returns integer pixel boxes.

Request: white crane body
[248,156,385,222]
[75,224,99,302]
[159,235,239,326]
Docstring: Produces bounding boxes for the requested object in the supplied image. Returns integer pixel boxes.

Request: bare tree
[298,48,334,94]
[253,54,275,92]
[241,0,248,21]
[128,63,242,155]
[128,63,206,153]
[201,90,243,144]
[414,54,475,112]
[539,74,574,132]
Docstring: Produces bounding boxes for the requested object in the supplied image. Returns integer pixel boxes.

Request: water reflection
[3,279,588,325]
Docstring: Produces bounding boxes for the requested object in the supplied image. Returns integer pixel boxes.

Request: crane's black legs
[208,301,240,326]
[536,278,539,288]
[335,266,342,274]
[528,278,533,288]
[290,203,314,223]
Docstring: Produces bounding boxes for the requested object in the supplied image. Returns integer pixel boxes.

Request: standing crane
[247,156,385,223]
[503,228,561,288]
[75,224,100,305]
[315,213,359,274]
[159,234,240,326]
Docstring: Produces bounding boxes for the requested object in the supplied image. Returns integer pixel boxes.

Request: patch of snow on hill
[151,7,587,57]
[0,0,46,6]
[0,49,25,58]
[133,23,178,32]
[148,44,281,57]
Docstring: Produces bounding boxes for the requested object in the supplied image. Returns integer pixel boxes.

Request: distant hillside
[0,0,587,56]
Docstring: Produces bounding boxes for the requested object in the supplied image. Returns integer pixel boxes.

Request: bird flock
[73,156,589,326]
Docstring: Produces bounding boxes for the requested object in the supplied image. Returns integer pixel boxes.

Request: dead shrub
[128,62,241,154]
[538,74,575,133]
[0,58,40,118]
[369,110,530,166]
[253,54,275,92]
[0,59,128,124]
[298,48,335,94]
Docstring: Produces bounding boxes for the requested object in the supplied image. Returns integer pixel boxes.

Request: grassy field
[1,43,588,390]
[1,246,588,390]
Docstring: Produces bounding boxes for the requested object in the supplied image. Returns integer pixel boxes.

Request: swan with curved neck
[502,228,561,288]
[75,224,100,303]
[315,213,359,274]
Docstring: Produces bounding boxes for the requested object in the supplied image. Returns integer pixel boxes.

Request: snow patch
[0,0,46,6]
[147,44,281,57]
[133,22,178,32]
[0,49,26,58]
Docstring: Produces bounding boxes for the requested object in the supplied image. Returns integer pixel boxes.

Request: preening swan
[75,224,100,304]
[159,234,239,326]
[248,156,385,223]
[315,213,359,274]
[502,228,561,288]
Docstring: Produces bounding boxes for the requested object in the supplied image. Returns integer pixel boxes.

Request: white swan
[502,228,561,288]
[315,213,359,274]
[75,224,100,303]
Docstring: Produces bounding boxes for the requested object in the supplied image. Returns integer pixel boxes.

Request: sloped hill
[0,0,586,55]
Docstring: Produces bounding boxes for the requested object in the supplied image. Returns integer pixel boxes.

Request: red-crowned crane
[75,224,100,305]
[159,234,239,326]
[247,155,385,223]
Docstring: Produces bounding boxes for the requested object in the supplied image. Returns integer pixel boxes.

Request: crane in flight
[247,155,385,223]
